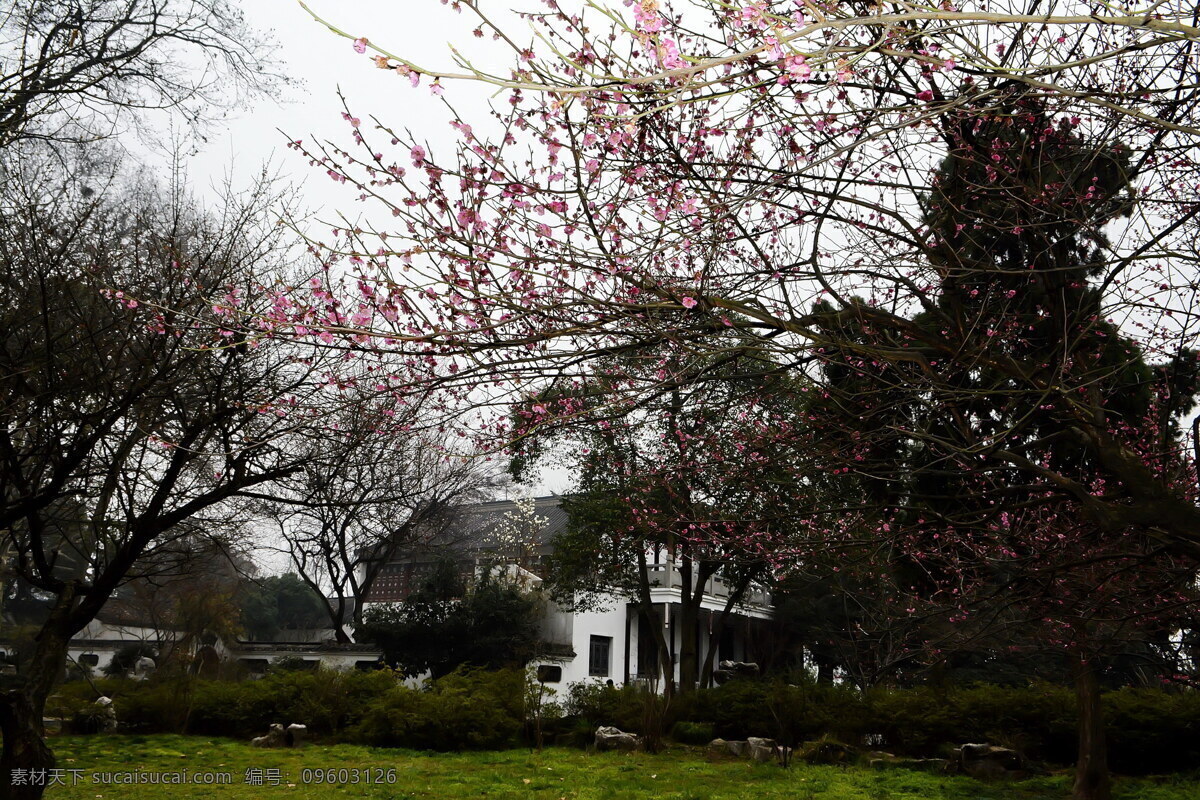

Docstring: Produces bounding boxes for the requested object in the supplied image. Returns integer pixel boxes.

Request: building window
[589,635,612,677]
[536,664,562,683]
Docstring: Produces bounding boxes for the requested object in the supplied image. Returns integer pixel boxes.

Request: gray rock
[251,723,287,748]
[725,740,749,757]
[94,696,117,733]
[956,743,1026,780]
[594,725,640,752]
[747,737,777,763]
[707,738,728,754]
[285,723,307,746]
[712,661,760,684]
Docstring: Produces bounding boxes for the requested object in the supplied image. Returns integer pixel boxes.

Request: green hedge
[49,673,1200,771]
[1104,687,1200,774]
[688,679,1198,772]
[51,669,400,739]
[350,668,525,750]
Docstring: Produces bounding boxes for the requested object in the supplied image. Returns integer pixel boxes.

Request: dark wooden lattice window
[589,635,612,677]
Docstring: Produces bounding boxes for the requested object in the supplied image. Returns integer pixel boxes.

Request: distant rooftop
[404,494,569,556]
[367,495,568,603]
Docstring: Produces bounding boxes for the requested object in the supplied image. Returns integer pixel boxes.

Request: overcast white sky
[182,0,519,218]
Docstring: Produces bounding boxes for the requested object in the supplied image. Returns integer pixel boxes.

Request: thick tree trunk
[0,622,71,800]
[655,605,675,700]
[699,622,720,689]
[815,654,835,685]
[699,577,753,688]
[676,555,723,694]
[1072,653,1112,800]
[635,548,674,697]
[0,690,56,800]
[677,600,698,694]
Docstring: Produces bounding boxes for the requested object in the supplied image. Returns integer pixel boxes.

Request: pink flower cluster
[627,0,663,34]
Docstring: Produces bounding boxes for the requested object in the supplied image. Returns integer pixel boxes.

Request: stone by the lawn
[251,723,287,748]
[594,726,641,752]
[285,723,307,746]
[95,696,117,733]
[955,743,1026,780]
[747,737,777,763]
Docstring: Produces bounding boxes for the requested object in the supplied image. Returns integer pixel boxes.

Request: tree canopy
[358,562,540,679]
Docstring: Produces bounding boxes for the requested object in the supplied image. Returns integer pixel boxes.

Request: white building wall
[567,606,627,685]
[528,599,631,689]
[66,643,120,674]
[538,599,574,647]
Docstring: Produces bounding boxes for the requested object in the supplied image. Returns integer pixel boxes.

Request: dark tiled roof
[405,495,568,557]
[368,496,569,602]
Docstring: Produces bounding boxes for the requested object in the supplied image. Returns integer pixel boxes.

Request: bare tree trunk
[815,657,835,686]
[655,620,675,701]
[0,691,55,800]
[0,625,71,800]
[676,556,699,694]
[1072,652,1112,800]
[634,548,674,697]
[677,600,698,694]
[698,624,720,689]
[699,576,754,688]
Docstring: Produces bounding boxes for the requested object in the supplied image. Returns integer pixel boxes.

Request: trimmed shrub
[45,694,113,734]
[693,679,775,739]
[103,643,157,678]
[52,669,402,737]
[1104,687,1200,774]
[563,680,650,734]
[350,667,525,750]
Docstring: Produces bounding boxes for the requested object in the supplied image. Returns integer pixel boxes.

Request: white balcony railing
[645,563,772,608]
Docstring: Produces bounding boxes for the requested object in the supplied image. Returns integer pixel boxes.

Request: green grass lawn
[37,735,1197,799]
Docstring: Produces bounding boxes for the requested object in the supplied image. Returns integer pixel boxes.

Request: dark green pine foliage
[921,93,1153,458]
[807,93,1200,686]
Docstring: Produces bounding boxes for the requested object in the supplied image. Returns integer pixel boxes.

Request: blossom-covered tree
[513,336,850,693]
[271,3,1200,797]
[292,0,1200,553]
